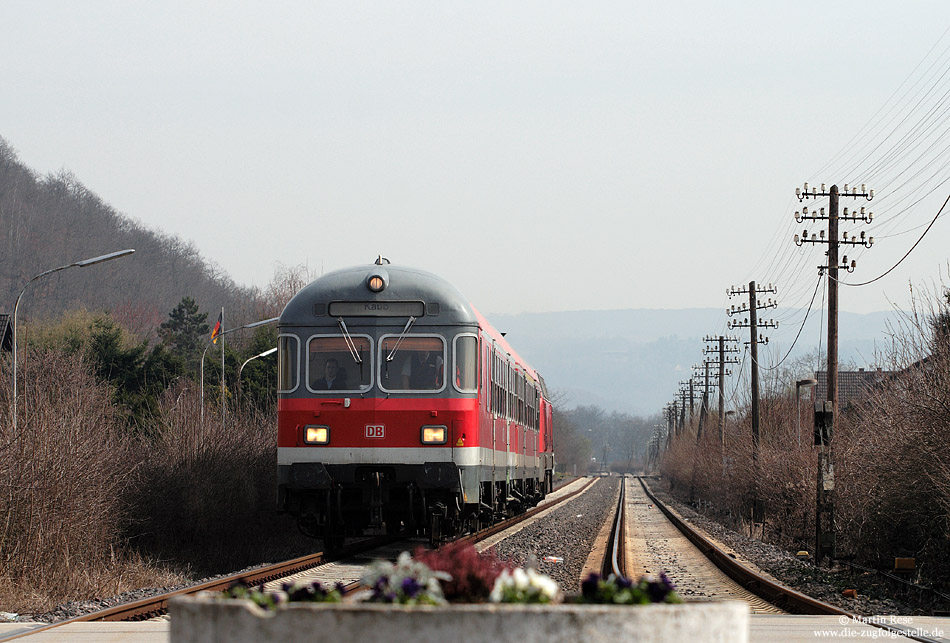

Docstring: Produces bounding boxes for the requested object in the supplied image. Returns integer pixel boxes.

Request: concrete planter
[170,594,749,643]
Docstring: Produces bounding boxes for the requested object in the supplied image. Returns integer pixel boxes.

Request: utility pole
[678,380,700,436]
[694,361,712,436]
[689,378,695,417]
[666,403,675,449]
[719,337,726,432]
[795,182,874,566]
[679,387,687,432]
[726,284,778,462]
[702,336,740,443]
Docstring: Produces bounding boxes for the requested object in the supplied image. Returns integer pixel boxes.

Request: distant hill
[484,308,901,416]
[0,137,258,337]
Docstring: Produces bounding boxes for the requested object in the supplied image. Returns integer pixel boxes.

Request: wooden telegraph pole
[727,284,778,524]
[795,182,874,566]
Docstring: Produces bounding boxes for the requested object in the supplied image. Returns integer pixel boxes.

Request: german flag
[211,311,222,344]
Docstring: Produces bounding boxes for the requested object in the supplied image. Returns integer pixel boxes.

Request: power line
[760,273,825,371]
[837,193,950,287]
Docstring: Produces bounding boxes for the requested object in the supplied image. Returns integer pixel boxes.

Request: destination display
[328,301,426,317]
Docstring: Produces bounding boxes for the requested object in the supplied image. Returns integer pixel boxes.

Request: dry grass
[124,381,313,575]
[0,349,186,612]
[0,348,310,614]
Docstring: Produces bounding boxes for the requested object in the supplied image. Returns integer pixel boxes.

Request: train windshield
[379,336,445,392]
[307,335,372,393]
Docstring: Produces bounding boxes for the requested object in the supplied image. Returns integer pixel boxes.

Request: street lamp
[237,347,277,406]
[199,316,279,427]
[239,347,278,381]
[11,249,135,430]
[795,378,818,447]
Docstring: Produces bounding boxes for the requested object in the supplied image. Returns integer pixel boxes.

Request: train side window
[453,334,478,393]
[306,335,373,393]
[278,334,300,393]
[379,335,446,392]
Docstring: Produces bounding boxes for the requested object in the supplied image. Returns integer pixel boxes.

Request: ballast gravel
[648,481,920,616]
[486,476,619,594]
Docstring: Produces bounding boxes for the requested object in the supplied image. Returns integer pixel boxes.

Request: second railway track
[622,477,784,613]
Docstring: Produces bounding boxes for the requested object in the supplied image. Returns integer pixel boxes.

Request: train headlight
[304,425,330,445]
[368,275,385,292]
[421,425,447,445]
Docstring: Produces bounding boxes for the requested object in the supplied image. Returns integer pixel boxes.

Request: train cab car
[276,260,554,548]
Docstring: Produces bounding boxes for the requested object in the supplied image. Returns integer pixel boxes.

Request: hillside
[0,137,257,337]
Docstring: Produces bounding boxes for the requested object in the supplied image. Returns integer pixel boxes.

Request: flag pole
[220,307,225,433]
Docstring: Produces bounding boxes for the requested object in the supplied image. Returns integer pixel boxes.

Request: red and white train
[276,259,554,548]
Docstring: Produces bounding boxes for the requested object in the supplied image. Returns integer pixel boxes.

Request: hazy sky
[3,3,950,351]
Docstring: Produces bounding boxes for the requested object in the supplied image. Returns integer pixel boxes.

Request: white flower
[513,568,530,591]
[489,567,562,603]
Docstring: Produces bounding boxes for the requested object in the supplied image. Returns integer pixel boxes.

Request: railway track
[622,477,783,613]
[592,476,946,643]
[0,477,595,642]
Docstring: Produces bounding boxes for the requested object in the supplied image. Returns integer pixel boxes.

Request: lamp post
[237,346,277,406]
[199,316,279,427]
[795,378,818,448]
[11,249,135,431]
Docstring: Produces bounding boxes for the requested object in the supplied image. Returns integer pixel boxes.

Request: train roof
[280,261,544,385]
[280,263,478,327]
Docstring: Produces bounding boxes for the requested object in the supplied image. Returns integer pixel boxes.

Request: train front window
[307,335,372,393]
[379,336,445,392]
[453,335,478,393]
[278,334,299,393]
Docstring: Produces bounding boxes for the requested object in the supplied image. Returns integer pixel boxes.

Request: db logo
[365,425,385,439]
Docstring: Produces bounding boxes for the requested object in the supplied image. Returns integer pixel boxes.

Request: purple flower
[659,572,675,590]
[581,573,600,599]
[615,575,633,590]
[401,577,423,598]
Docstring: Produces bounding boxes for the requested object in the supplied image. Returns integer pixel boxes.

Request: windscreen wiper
[337,318,363,364]
[385,316,417,362]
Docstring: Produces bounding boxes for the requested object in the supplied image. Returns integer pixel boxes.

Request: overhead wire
[836,193,950,287]
[678,26,950,406]
[759,272,826,371]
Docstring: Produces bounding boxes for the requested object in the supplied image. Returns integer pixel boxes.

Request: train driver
[313,358,347,390]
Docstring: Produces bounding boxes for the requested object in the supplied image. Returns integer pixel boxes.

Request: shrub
[0,349,146,610]
[413,543,509,603]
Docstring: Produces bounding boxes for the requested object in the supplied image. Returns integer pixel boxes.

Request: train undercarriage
[279,462,553,549]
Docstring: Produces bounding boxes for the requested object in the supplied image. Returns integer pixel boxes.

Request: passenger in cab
[314,358,347,390]
[400,351,443,390]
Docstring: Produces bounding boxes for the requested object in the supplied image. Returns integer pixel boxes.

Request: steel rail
[457,477,597,548]
[601,475,626,579]
[638,477,944,643]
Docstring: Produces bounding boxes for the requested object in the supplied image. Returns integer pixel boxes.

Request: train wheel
[324,534,345,552]
[429,514,443,548]
[297,515,320,539]
[385,519,404,535]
